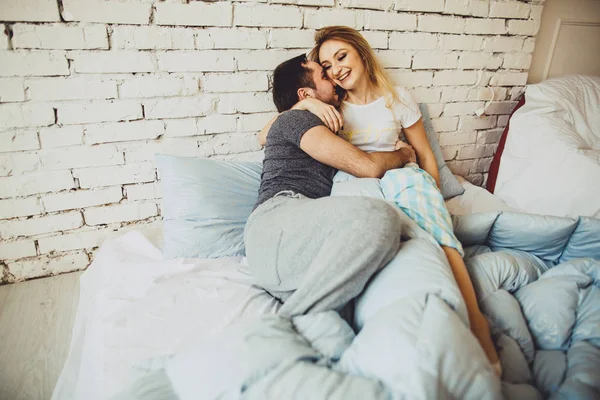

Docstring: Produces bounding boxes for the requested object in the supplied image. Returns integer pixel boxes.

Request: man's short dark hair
[272,54,316,113]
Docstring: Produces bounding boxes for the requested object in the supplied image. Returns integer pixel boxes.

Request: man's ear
[297,87,313,101]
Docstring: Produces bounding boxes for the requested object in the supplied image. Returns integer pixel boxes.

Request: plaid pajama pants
[380,164,464,256]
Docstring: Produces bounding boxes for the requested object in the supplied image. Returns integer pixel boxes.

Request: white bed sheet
[51,181,511,400]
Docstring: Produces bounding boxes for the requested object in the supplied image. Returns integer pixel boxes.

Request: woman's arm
[403,118,441,188]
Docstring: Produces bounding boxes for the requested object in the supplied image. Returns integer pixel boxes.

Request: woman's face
[318,39,366,91]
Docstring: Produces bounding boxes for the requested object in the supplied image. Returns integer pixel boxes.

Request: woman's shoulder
[391,86,420,112]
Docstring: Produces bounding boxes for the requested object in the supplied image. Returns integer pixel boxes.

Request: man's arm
[300,125,415,178]
[259,116,277,147]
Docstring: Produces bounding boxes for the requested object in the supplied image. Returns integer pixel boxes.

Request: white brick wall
[0,0,544,284]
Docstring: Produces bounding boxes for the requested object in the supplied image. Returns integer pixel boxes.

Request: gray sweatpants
[244,192,403,317]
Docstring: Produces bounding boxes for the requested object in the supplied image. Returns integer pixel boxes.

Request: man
[244,54,416,317]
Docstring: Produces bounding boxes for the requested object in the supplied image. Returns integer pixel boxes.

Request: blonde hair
[309,26,399,107]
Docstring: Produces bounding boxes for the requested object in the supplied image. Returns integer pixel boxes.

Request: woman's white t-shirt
[339,86,421,152]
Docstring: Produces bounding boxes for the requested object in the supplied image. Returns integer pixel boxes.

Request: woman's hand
[470,311,501,376]
[292,98,343,133]
[394,140,417,164]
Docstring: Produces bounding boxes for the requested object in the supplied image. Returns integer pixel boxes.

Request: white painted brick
[464,18,506,34]
[457,144,495,160]
[459,115,497,130]
[507,19,540,36]
[503,53,532,69]
[472,156,493,173]
[446,159,476,176]
[413,53,458,70]
[477,128,504,144]
[304,8,362,29]
[199,132,261,157]
[0,153,41,177]
[218,92,276,114]
[73,163,155,188]
[497,115,510,128]
[238,113,278,132]
[38,228,113,254]
[120,138,198,163]
[12,24,108,50]
[0,103,54,130]
[440,86,470,102]
[509,86,525,101]
[410,88,441,103]
[490,1,530,19]
[0,197,43,219]
[234,49,303,71]
[431,117,459,132]
[0,211,82,239]
[0,240,37,260]
[388,71,433,88]
[111,26,195,50]
[236,3,302,28]
[426,104,443,118]
[157,51,235,73]
[465,173,484,185]
[39,126,83,148]
[440,34,483,51]
[0,129,39,153]
[444,0,488,17]
[483,101,519,115]
[155,2,232,27]
[339,0,393,11]
[61,0,151,25]
[482,36,524,52]
[143,96,216,120]
[125,182,162,201]
[375,51,412,69]
[361,31,388,49]
[0,171,75,198]
[433,70,477,86]
[389,32,437,50]
[530,5,543,20]
[269,29,314,49]
[2,0,60,22]
[165,115,238,137]
[0,30,8,50]
[40,145,123,170]
[0,51,69,77]
[26,77,117,101]
[71,51,155,74]
[418,15,465,34]
[0,79,25,102]
[489,72,528,86]
[84,120,164,145]
[442,146,459,160]
[439,131,477,146]
[363,10,417,31]
[197,28,268,50]
[42,186,123,213]
[467,87,506,101]
[522,38,536,53]
[395,0,444,12]
[7,251,89,281]
[458,52,503,69]
[203,72,269,93]
[84,202,157,226]
[444,102,485,116]
[272,0,333,5]
[57,101,142,125]
[119,75,198,99]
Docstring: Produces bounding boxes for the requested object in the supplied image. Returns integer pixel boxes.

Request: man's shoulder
[274,109,323,130]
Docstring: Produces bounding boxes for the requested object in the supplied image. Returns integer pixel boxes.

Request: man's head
[272,53,340,113]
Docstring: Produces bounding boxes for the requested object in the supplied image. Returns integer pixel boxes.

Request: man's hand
[394,140,417,164]
[292,98,343,133]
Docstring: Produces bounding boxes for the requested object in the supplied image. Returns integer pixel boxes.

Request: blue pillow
[419,104,465,199]
[156,154,261,259]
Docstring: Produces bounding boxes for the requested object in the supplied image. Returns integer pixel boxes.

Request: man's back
[254,109,337,209]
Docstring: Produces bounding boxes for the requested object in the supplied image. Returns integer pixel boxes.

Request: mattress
[51,181,510,400]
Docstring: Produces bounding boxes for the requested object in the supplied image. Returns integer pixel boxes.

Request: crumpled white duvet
[494,75,600,219]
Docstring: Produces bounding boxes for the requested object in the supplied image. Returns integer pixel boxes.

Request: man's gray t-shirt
[254,109,337,209]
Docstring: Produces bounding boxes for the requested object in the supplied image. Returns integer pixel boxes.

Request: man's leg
[244,195,402,317]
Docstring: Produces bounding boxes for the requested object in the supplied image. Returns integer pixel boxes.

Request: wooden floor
[0,272,81,400]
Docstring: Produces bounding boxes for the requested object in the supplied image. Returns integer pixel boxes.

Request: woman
[260,26,501,375]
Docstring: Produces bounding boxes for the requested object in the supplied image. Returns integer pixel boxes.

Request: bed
[487,75,600,219]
